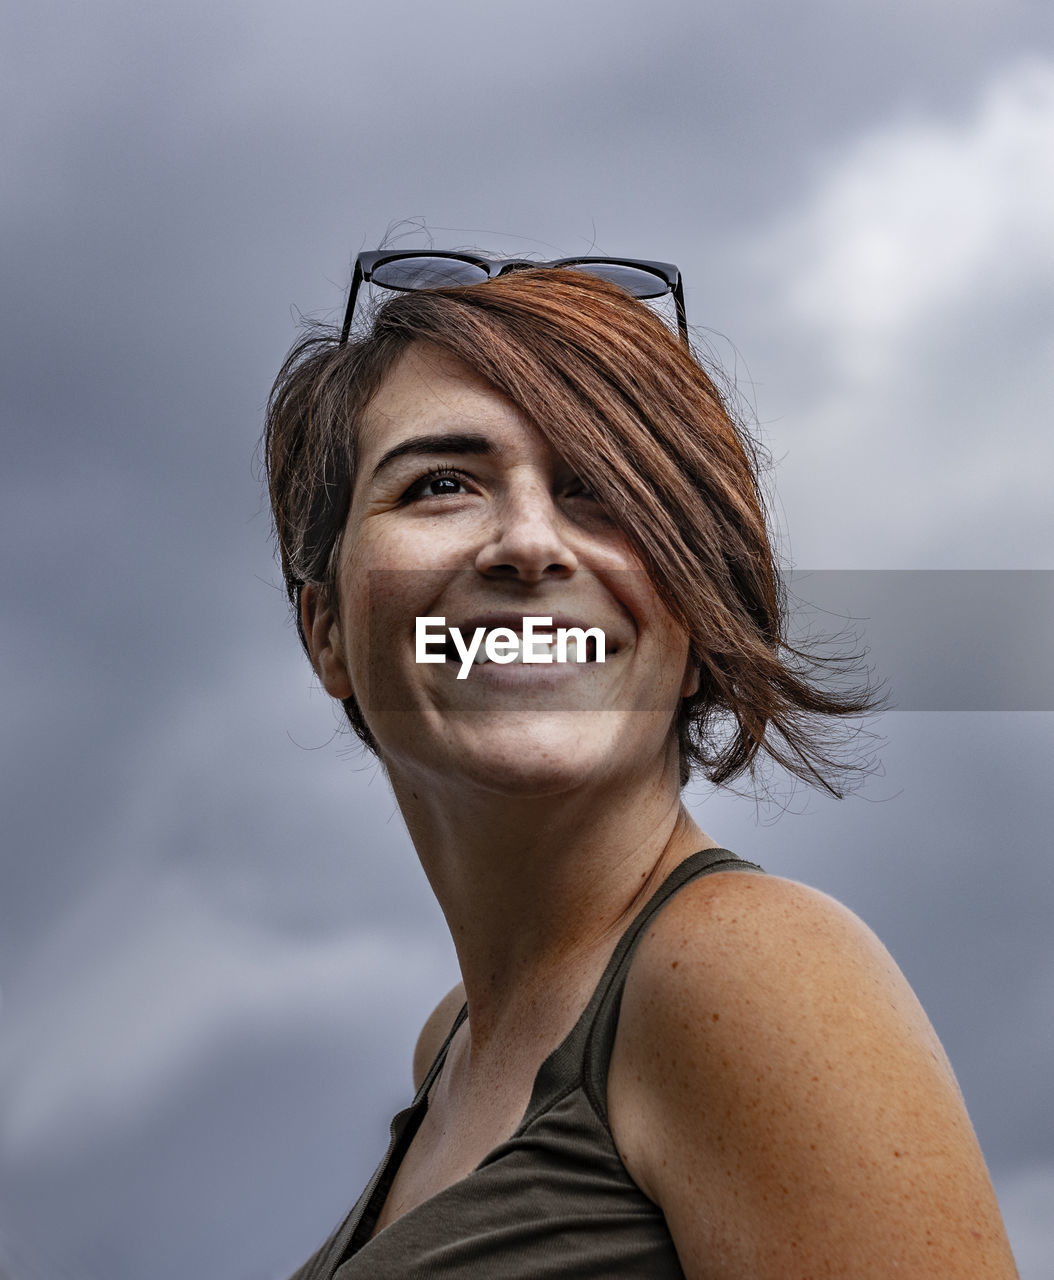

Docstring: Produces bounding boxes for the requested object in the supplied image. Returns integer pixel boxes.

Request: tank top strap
[579,847,763,1122]
[333,1002,470,1262]
[419,1001,468,1097]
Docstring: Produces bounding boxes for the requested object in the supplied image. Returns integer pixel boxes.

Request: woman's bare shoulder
[625,868,938,1038]
[609,869,1018,1278]
[412,981,467,1090]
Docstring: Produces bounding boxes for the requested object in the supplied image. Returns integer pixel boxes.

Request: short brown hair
[265,268,879,793]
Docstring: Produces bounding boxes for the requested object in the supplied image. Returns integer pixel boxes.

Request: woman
[265,255,1017,1277]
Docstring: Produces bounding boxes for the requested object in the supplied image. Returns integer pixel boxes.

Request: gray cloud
[2,2,1052,1276]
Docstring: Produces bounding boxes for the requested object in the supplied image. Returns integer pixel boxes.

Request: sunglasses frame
[339,249,689,345]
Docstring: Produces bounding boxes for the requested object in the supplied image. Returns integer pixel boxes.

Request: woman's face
[307,341,698,797]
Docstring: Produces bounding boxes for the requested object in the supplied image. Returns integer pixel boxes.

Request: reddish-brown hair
[265,268,879,792]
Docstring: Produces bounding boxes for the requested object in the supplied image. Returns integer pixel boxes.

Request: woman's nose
[474,480,580,582]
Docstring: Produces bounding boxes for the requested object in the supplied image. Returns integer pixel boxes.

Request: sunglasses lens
[370,255,490,290]
[570,262,670,299]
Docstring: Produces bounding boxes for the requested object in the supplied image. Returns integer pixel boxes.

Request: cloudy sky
[2,1,1052,1276]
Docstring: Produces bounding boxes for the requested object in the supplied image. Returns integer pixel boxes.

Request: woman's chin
[383,709,641,799]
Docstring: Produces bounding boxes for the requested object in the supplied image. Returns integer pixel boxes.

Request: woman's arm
[609,871,1018,1278]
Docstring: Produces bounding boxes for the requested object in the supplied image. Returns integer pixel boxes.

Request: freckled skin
[607,871,1020,1278]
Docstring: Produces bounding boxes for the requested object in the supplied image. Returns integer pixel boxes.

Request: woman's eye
[406,469,470,501]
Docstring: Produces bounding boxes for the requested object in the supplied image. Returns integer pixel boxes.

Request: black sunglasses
[339,250,689,345]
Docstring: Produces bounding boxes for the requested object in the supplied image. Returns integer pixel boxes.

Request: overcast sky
[2,2,1052,1277]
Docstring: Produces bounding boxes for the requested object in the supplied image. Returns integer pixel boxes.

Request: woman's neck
[384,752,713,1051]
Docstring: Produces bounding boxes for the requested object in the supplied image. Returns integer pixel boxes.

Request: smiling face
[304,341,699,798]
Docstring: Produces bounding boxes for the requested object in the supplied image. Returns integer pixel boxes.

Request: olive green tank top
[289,848,762,1279]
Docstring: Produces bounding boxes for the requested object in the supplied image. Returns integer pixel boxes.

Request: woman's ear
[301,584,354,700]
[681,659,701,700]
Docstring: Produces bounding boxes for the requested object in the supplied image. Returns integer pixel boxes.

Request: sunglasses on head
[339,250,689,345]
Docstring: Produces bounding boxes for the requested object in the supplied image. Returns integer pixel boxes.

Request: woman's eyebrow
[370,432,493,482]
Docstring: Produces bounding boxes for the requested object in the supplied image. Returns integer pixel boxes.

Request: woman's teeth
[440,637,600,666]
[467,637,593,664]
